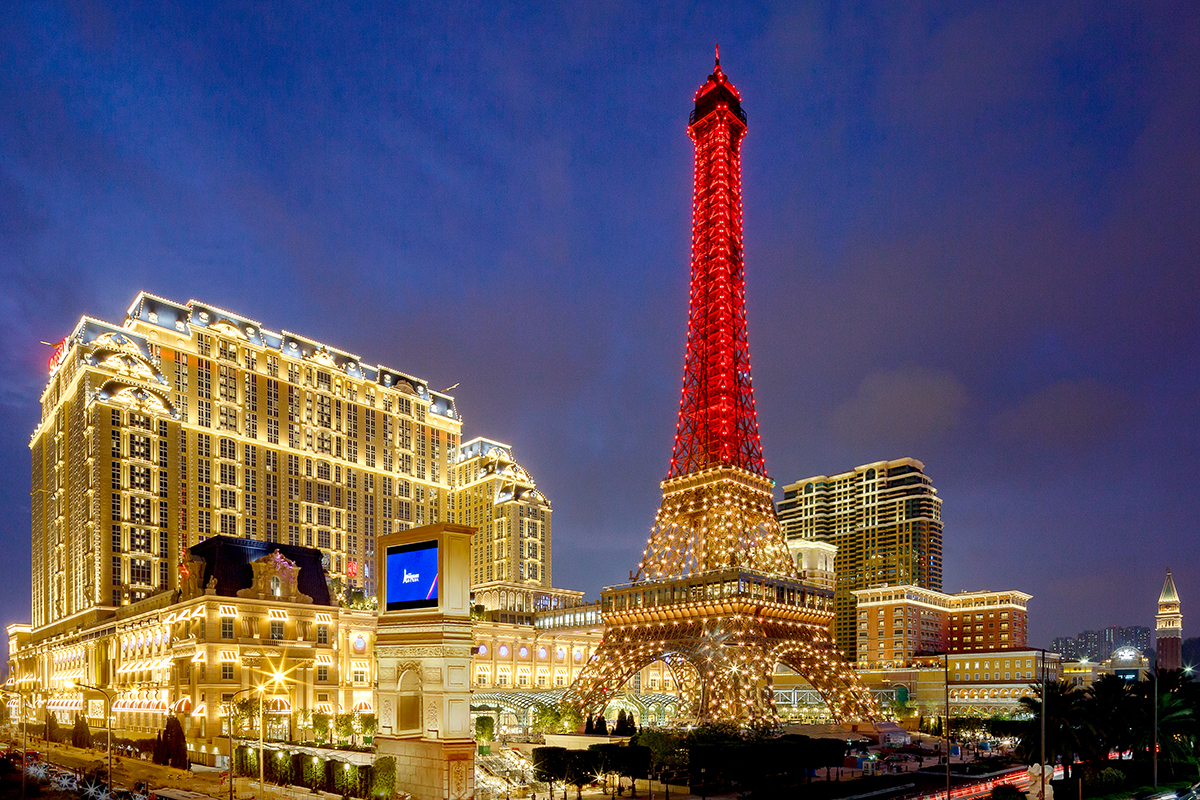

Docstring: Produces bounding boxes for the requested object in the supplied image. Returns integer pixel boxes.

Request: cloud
[992,378,1130,451]
[830,367,967,449]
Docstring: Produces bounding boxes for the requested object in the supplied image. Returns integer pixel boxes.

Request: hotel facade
[31,292,462,634]
[778,458,944,660]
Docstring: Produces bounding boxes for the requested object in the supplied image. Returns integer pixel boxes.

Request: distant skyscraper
[1156,568,1183,671]
[778,458,944,660]
[452,437,552,587]
[1051,625,1151,662]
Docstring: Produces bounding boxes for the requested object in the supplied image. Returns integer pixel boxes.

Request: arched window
[398,670,422,733]
[270,576,281,597]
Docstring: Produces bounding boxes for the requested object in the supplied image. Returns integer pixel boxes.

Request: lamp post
[1039,648,1047,800]
[74,683,114,797]
[943,654,950,800]
[1151,666,1157,790]
[1,688,30,800]
[227,687,256,800]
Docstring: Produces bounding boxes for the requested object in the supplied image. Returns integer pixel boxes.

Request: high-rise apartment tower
[778,458,944,660]
[452,437,552,588]
[30,293,460,631]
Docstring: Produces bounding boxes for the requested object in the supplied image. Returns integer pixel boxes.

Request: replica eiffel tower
[567,50,880,725]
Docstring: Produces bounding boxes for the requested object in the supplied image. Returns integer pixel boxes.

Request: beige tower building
[30,292,461,633]
[777,458,944,660]
[1155,568,1183,671]
[451,437,551,589]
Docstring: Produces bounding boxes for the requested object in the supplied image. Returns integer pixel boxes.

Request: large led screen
[385,540,439,611]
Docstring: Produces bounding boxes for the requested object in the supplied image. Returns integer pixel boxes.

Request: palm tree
[1018,679,1085,779]
[1083,674,1135,766]
[1131,671,1197,780]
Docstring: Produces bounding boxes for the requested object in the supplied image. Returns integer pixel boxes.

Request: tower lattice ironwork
[566,50,880,726]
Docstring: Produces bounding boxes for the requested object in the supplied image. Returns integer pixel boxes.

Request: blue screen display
[385,540,439,611]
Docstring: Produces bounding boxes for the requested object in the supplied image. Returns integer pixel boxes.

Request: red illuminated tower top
[668,48,765,479]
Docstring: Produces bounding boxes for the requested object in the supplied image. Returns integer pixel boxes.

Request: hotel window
[270,621,284,640]
[221,618,234,639]
[221,663,234,681]
[317,625,328,644]
[317,666,329,682]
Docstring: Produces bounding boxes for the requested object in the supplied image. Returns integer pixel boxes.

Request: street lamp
[226,686,256,800]
[74,682,114,797]
[943,654,950,800]
[1151,666,1157,790]
[226,667,290,800]
[1,688,31,800]
[1038,648,1048,800]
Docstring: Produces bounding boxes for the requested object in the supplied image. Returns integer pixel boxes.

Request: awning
[315,612,332,624]
[192,703,206,716]
[315,654,333,665]
[5,698,19,709]
[46,697,83,712]
[352,701,372,713]
[169,697,191,714]
[191,651,206,663]
[264,697,291,713]
[315,703,334,714]
[268,609,288,620]
[191,606,206,618]
[219,605,238,617]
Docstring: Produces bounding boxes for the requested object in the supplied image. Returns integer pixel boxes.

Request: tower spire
[669,49,759,480]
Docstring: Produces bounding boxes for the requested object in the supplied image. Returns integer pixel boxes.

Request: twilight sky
[2,1,1198,655]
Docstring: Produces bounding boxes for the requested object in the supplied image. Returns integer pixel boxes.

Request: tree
[532,746,568,800]
[475,715,495,742]
[559,706,583,734]
[45,712,60,743]
[71,714,92,749]
[595,714,609,736]
[632,728,687,778]
[589,743,624,797]
[372,755,395,799]
[563,749,598,800]
[1083,674,1135,767]
[359,713,376,741]
[621,745,651,797]
[153,731,167,765]
[313,711,331,743]
[295,709,313,741]
[1018,680,1085,779]
[585,714,595,735]
[163,716,189,769]
[335,713,355,744]
[533,704,563,735]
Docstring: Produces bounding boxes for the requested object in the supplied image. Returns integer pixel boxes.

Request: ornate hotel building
[778,458,944,660]
[8,538,375,767]
[852,585,1030,666]
[452,437,552,589]
[30,291,461,634]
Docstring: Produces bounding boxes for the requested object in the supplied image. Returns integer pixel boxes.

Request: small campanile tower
[1155,568,1183,671]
